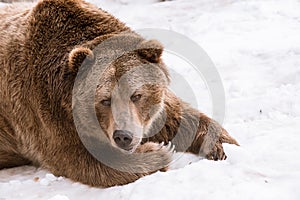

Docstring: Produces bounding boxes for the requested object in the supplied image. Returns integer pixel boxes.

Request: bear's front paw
[204,141,227,161]
[135,142,175,172]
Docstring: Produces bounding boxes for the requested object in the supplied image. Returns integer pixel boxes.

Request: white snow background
[0,0,300,199]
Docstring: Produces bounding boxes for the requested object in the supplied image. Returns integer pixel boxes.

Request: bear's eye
[101,99,111,106]
[130,94,142,102]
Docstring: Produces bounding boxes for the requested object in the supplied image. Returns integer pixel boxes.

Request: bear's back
[0,3,32,69]
[0,4,32,101]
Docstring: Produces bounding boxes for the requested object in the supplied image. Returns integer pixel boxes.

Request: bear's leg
[143,93,238,160]
[0,129,31,169]
[184,113,239,160]
[39,138,173,187]
[0,150,31,169]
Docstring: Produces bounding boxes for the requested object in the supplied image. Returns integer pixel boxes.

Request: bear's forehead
[97,67,116,87]
[113,54,145,80]
[95,53,167,97]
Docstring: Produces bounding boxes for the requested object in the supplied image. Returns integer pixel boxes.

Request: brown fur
[0,0,238,187]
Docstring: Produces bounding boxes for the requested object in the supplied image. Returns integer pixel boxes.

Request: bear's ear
[68,47,95,73]
[136,40,163,63]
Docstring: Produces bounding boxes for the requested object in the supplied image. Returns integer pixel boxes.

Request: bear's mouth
[123,145,138,153]
[116,142,140,153]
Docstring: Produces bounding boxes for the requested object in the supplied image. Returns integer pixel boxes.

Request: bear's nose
[113,130,133,150]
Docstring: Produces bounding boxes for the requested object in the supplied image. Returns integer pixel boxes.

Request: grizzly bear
[0,0,238,187]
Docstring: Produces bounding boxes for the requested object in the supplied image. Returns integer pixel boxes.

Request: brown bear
[0,0,239,187]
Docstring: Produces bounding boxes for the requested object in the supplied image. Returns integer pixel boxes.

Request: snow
[1,0,300,199]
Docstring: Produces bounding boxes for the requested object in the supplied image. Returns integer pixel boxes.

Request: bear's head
[68,34,170,152]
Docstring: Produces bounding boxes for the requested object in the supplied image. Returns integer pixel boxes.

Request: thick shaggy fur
[0,0,238,187]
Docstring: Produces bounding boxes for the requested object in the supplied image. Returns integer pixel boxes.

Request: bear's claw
[205,141,227,161]
[167,142,176,153]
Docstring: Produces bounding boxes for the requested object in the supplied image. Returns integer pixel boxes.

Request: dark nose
[113,130,133,150]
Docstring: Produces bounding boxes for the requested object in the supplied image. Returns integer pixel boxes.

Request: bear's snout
[113,130,133,150]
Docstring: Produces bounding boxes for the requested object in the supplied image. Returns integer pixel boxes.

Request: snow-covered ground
[1,0,300,199]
